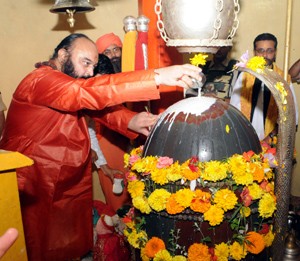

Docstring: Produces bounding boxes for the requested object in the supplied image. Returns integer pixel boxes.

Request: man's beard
[62,58,90,79]
[111,57,122,73]
[265,57,276,67]
[62,58,78,78]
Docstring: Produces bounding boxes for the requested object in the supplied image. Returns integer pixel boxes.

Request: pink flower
[263,153,277,168]
[156,156,173,169]
[129,155,140,165]
[235,50,249,68]
[125,171,137,181]
[241,187,253,207]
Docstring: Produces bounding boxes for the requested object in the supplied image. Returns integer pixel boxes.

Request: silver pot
[156,0,240,53]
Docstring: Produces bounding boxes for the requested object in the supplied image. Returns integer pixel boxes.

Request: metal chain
[212,0,224,40]
[154,0,169,43]
[228,0,240,39]
[154,0,239,44]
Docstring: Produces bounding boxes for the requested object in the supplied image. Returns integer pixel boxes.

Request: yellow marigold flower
[229,241,247,261]
[246,56,266,72]
[172,255,187,261]
[153,249,172,261]
[166,194,185,214]
[188,243,211,261]
[233,169,253,186]
[258,193,276,218]
[148,189,171,212]
[128,180,145,198]
[124,153,130,167]
[263,228,275,247]
[151,168,168,185]
[132,196,151,214]
[248,183,263,200]
[141,247,150,261]
[202,161,228,182]
[214,188,238,211]
[275,82,288,105]
[127,229,148,249]
[175,188,194,208]
[240,206,251,218]
[131,146,143,156]
[166,162,183,182]
[203,205,224,226]
[229,155,253,185]
[215,242,229,261]
[189,53,208,66]
[245,231,265,254]
[145,237,166,258]
[190,189,211,213]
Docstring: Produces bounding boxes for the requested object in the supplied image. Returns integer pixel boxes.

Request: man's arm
[289,59,300,83]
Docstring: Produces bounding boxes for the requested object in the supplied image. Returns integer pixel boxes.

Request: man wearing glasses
[230,33,298,141]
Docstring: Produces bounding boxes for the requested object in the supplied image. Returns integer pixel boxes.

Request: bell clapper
[66,9,75,27]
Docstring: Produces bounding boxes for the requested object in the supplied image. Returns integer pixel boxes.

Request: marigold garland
[123,145,277,260]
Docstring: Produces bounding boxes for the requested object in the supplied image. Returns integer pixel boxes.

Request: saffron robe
[0,65,159,261]
[230,64,298,139]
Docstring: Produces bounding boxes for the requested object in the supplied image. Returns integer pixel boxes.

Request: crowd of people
[0,31,299,260]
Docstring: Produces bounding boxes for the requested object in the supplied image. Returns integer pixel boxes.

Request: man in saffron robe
[230,33,298,140]
[0,33,202,261]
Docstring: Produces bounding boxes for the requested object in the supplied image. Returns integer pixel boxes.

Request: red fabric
[0,66,159,261]
[93,234,130,261]
[135,31,148,71]
[93,200,115,217]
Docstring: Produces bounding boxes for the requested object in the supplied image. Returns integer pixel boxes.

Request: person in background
[185,46,238,100]
[96,33,122,73]
[88,54,126,195]
[0,33,202,261]
[230,33,298,141]
[0,92,7,137]
[202,46,238,99]
[88,54,122,181]
[289,58,300,84]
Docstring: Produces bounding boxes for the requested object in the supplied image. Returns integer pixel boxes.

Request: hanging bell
[50,0,95,13]
[50,0,95,27]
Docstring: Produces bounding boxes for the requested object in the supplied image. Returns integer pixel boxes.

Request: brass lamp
[50,0,95,28]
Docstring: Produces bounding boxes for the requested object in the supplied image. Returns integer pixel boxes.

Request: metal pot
[155,0,240,53]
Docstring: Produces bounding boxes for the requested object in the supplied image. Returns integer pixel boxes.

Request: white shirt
[88,119,107,168]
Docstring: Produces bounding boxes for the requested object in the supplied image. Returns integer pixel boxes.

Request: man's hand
[154,64,203,88]
[128,111,158,136]
[100,164,123,182]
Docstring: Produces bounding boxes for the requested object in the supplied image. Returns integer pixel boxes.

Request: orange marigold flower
[250,162,264,182]
[245,231,265,254]
[181,162,200,180]
[144,237,166,258]
[190,189,211,213]
[166,194,185,214]
[188,243,211,261]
